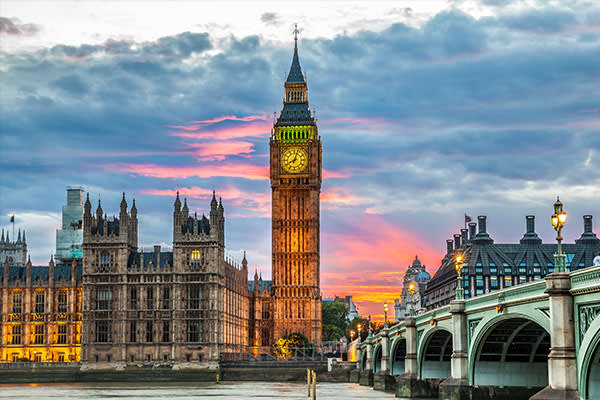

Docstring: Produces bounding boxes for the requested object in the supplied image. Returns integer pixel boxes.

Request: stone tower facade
[270,37,322,345]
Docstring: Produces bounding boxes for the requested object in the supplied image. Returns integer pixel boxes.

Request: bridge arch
[418,327,452,379]
[373,343,382,373]
[469,313,550,389]
[390,336,407,375]
[577,311,600,399]
[360,350,367,371]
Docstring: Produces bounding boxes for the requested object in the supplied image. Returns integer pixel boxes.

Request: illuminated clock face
[281,147,308,173]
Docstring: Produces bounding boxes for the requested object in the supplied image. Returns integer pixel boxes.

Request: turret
[120,192,127,215]
[131,199,137,219]
[26,255,32,287]
[22,230,26,244]
[96,199,103,220]
[1,228,4,243]
[174,191,181,212]
[49,254,55,287]
[182,198,189,215]
[242,251,248,271]
[17,229,21,243]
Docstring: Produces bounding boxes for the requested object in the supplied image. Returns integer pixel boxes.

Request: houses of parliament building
[0,37,323,364]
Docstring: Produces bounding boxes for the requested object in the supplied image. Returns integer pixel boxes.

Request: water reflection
[0,381,397,399]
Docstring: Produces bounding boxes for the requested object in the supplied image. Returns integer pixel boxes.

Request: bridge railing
[220,344,342,362]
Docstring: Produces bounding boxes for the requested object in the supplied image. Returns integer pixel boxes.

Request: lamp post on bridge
[551,196,568,273]
[455,254,464,300]
[383,303,388,327]
[408,282,416,316]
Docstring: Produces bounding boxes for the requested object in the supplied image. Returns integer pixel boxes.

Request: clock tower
[270,34,322,345]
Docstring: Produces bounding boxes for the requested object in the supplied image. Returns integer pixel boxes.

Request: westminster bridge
[354,266,600,399]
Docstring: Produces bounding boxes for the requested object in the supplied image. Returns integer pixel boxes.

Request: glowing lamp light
[429,319,437,326]
[408,282,416,294]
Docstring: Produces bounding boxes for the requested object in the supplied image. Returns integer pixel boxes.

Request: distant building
[322,296,358,321]
[425,215,600,310]
[0,228,27,267]
[55,187,84,263]
[394,256,431,321]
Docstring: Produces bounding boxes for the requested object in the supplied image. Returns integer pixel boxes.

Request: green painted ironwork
[275,125,315,142]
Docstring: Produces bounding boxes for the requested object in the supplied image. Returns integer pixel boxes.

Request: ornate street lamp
[383,303,388,327]
[357,323,362,341]
[551,196,568,273]
[349,330,356,342]
[408,282,416,316]
[455,253,464,300]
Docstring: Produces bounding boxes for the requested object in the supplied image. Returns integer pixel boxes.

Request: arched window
[191,249,202,269]
[100,252,110,272]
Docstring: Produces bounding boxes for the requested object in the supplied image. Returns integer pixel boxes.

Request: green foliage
[322,301,349,327]
[323,323,345,341]
[347,316,370,341]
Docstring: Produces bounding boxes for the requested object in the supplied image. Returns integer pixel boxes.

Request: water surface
[0,381,397,399]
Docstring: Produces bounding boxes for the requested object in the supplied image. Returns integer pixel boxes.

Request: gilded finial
[293,23,299,48]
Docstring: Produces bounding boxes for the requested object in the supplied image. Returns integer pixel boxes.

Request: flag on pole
[464,214,472,223]
[10,215,14,223]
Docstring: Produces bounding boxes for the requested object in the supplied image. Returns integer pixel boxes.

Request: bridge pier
[531,273,580,400]
[373,327,395,391]
[359,336,374,386]
[396,317,438,398]
[439,300,470,400]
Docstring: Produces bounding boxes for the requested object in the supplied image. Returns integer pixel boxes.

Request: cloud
[0,17,39,36]
[120,163,269,180]
[260,12,282,26]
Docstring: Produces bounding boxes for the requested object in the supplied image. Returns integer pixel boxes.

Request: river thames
[0,381,396,399]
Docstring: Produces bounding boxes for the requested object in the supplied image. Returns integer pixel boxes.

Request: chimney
[473,216,493,244]
[521,215,541,244]
[576,215,599,245]
[446,239,453,254]
[468,222,476,240]
[461,229,468,245]
[478,216,487,234]
[154,245,161,269]
[584,215,593,233]
[454,234,461,249]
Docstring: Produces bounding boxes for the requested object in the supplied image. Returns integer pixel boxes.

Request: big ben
[270,32,322,345]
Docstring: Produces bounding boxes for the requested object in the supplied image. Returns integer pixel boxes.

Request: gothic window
[191,249,201,269]
[130,287,137,310]
[58,290,68,313]
[146,321,153,342]
[100,251,110,272]
[130,321,136,343]
[34,325,44,344]
[10,325,22,344]
[162,287,170,309]
[57,324,67,344]
[96,321,110,342]
[35,291,45,313]
[187,320,201,342]
[187,285,202,309]
[97,287,113,310]
[146,287,153,309]
[162,321,170,342]
[12,292,22,313]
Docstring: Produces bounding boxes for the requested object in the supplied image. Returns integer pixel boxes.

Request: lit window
[10,325,22,344]
[12,292,22,313]
[191,250,201,260]
[519,275,527,283]
[58,291,68,313]
[57,325,67,344]
[504,276,513,287]
[490,276,498,288]
[34,325,44,344]
[35,291,45,313]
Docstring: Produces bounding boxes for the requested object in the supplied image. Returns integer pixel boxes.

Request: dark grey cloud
[260,12,281,26]
[1,3,599,266]
[0,17,39,36]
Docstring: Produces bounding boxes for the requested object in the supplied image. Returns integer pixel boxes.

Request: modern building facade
[55,187,84,263]
[394,256,431,322]
[425,215,600,310]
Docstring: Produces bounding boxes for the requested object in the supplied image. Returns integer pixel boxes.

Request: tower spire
[293,23,299,49]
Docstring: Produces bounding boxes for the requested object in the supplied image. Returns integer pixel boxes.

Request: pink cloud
[170,120,272,140]
[142,186,271,216]
[189,114,268,124]
[185,140,255,161]
[120,162,268,180]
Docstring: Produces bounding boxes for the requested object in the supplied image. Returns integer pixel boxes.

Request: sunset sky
[1,0,599,320]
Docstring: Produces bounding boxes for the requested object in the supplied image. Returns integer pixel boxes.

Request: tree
[322,301,349,341]
[272,332,312,359]
[347,316,369,341]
